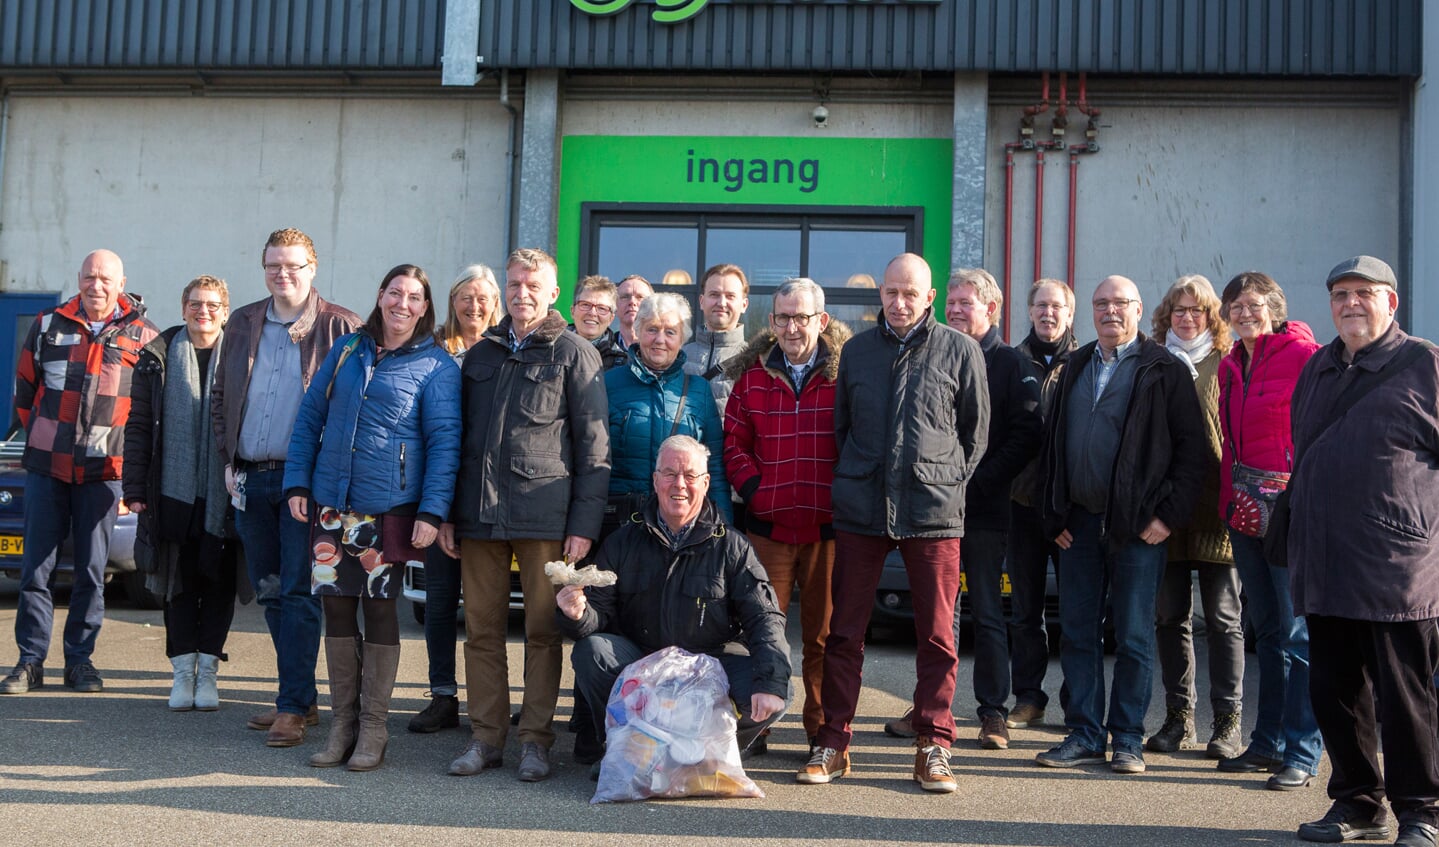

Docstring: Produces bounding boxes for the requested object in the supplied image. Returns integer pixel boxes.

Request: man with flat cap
[1288,256,1439,847]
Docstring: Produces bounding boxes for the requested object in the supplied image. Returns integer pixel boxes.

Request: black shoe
[1218,747,1282,773]
[407,693,460,733]
[573,724,604,765]
[1266,765,1313,791]
[1397,822,1439,847]
[1145,707,1195,753]
[1207,711,1243,759]
[0,662,43,694]
[63,662,103,693]
[741,732,769,760]
[1297,806,1390,843]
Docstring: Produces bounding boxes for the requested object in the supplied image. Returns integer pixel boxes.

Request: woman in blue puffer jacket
[284,263,461,773]
[603,292,732,535]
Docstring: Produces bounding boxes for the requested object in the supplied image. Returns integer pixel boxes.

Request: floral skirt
[309,506,418,599]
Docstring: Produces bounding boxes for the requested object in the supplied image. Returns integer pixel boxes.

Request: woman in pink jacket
[1215,271,1322,790]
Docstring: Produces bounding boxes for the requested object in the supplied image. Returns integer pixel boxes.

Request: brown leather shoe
[248,704,319,731]
[266,712,309,747]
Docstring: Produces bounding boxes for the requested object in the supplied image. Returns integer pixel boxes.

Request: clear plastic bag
[591,645,763,803]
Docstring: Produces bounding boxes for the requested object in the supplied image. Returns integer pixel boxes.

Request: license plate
[0,535,22,555]
[959,573,1013,594]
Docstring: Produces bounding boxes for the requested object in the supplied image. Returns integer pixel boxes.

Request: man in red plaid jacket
[723,276,850,757]
[2,249,160,695]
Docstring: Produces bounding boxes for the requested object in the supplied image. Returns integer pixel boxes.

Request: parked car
[403,556,524,625]
[871,549,1061,646]
[0,427,157,608]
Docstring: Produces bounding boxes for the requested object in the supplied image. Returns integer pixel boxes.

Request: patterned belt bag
[1226,463,1290,538]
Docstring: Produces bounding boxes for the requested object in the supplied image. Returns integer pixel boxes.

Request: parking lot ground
[0,579,1333,846]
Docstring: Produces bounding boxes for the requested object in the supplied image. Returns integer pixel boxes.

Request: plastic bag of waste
[591,645,762,803]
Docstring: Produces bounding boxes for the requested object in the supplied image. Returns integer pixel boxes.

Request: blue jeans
[233,467,319,715]
[1057,510,1166,753]
[956,528,1010,718]
[14,473,120,667]
[422,545,461,696]
[1229,530,1323,773]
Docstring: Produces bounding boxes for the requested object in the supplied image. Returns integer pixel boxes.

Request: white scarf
[1165,329,1213,380]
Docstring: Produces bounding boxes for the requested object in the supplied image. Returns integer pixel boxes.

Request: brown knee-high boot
[347,642,400,772]
[309,637,362,768]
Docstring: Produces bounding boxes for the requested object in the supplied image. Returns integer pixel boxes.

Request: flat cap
[1325,255,1397,289]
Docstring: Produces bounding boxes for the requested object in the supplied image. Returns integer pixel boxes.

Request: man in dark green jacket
[440,248,610,784]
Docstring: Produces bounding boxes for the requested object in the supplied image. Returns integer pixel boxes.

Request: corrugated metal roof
[0,1,1420,77]
[481,0,1421,76]
[0,0,444,69]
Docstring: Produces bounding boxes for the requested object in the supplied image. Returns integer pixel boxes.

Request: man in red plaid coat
[2,249,160,695]
[723,276,850,756]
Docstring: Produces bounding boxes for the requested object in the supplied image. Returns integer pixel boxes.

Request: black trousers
[164,539,238,658]
[1307,614,1439,827]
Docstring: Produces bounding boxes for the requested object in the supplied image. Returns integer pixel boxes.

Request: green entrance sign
[569,0,940,25]
[556,135,952,295]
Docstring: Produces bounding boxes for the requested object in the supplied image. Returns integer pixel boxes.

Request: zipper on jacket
[399,442,407,490]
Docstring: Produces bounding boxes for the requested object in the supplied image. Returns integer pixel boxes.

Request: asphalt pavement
[0,577,1334,846]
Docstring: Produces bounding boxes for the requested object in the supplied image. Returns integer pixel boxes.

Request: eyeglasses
[186,301,225,313]
[573,302,615,317]
[263,262,312,277]
[1329,287,1390,304]
[655,470,707,485]
[771,313,818,328]
[1092,298,1140,312]
[1228,302,1267,316]
[1170,307,1205,319]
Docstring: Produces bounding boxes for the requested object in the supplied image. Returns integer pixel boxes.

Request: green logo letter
[653,0,710,23]
[570,0,635,16]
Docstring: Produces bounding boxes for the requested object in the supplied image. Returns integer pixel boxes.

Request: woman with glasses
[568,275,627,370]
[1144,275,1245,760]
[407,265,503,735]
[284,264,461,772]
[1214,271,1323,790]
[123,276,239,712]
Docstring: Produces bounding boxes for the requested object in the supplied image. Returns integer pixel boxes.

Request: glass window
[703,226,801,289]
[595,224,698,291]
[808,228,907,290]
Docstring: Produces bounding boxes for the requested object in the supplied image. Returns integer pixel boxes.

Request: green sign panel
[556,135,952,293]
[570,0,940,25]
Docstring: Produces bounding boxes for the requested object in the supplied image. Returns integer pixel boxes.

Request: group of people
[3,233,1437,845]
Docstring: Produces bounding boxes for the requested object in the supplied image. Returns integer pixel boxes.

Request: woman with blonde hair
[436,264,502,356]
[1144,274,1246,761]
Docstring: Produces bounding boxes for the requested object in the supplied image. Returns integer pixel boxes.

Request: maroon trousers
[816,531,962,750]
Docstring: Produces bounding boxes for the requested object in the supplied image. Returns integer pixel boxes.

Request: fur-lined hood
[724,318,853,384]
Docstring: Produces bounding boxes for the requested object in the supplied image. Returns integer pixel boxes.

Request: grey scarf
[160,330,228,538]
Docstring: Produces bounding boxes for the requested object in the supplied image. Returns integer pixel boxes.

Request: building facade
[0,0,1426,370]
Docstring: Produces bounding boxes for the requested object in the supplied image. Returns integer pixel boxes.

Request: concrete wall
[0,94,512,329]
[986,89,1403,343]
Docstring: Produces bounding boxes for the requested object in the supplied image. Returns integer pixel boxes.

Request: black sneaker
[63,662,103,693]
[1145,707,1196,752]
[573,722,605,765]
[1297,806,1390,843]
[0,662,43,694]
[407,693,460,733]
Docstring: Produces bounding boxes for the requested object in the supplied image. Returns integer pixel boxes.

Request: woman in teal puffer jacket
[603,292,733,534]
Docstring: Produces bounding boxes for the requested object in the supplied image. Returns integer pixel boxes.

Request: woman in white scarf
[1143,275,1246,760]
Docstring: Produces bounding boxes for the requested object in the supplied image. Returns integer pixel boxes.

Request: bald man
[799,253,989,794]
[2,250,161,695]
[1034,275,1206,774]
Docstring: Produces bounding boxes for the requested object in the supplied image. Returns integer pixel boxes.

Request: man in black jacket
[801,253,989,794]
[556,435,790,764]
[1036,274,1204,775]
[1006,278,1078,729]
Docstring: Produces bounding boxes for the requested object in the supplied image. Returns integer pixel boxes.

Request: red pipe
[1034,144,1046,281]
[1067,146,1080,288]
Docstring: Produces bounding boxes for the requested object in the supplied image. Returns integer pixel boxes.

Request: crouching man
[555,435,791,770]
